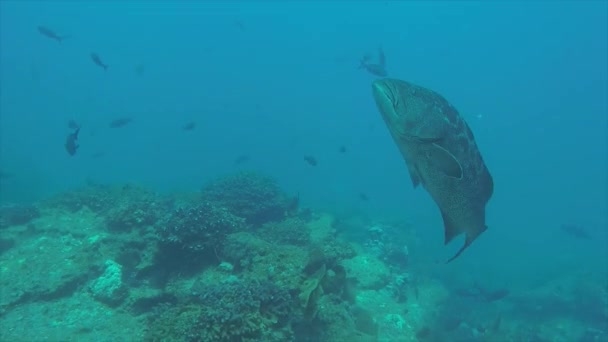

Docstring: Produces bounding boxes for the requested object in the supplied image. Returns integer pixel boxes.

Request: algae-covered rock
[89,260,128,306]
[0,211,103,313]
[0,204,40,229]
[342,254,390,290]
[308,213,337,244]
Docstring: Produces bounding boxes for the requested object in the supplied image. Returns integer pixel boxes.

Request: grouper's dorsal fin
[427,143,463,179]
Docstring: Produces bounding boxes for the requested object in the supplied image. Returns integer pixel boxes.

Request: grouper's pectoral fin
[427,143,463,179]
[404,160,421,188]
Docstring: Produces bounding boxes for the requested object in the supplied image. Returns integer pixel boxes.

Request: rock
[89,260,128,306]
[342,254,390,290]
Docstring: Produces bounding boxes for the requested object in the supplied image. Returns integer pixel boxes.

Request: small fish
[109,118,132,128]
[304,155,317,166]
[482,288,509,302]
[286,194,300,216]
[359,193,369,201]
[65,127,80,156]
[68,119,79,130]
[359,47,388,77]
[37,26,67,43]
[491,314,502,332]
[454,284,509,302]
[234,155,250,165]
[91,151,105,159]
[90,53,108,70]
[182,122,196,131]
[0,171,14,179]
[339,145,347,153]
[560,223,591,239]
[360,61,387,77]
[135,64,145,76]
[234,19,245,31]
[378,47,386,67]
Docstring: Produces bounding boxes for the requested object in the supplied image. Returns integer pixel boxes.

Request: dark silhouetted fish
[0,171,14,179]
[234,19,245,31]
[482,288,509,302]
[372,78,493,262]
[90,53,108,70]
[135,64,145,76]
[65,127,80,156]
[182,121,196,131]
[286,194,300,216]
[560,223,591,239]
[234,155,250,165]
[68,119,79,130]
[360,61,387,77]
[360,47,388,77]
[91,151,105,159]
[37,26,68,43]
[109,118,132,128]
[454,284,509,302]
[304,155,317,166]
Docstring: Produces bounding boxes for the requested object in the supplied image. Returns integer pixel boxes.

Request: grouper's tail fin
[446,225,488,263]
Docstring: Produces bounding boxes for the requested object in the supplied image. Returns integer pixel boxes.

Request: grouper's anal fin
[405,160,421,188]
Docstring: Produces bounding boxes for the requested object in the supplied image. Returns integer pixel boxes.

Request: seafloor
[0,171,606,342]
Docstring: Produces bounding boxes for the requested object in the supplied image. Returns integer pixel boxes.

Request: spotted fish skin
[372,78,493,262]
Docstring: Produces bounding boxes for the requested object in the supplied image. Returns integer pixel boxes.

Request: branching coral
[146,279,295,341]
[104,186,164,231]
[159,202,246,253]
[201,171,292,226]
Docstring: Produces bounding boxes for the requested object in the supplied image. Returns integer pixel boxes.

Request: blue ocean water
[0,1,606,341]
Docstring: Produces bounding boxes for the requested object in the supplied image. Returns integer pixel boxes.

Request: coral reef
[363,223,411,269]
[104,185,164,232]
[159,202,246,253]
[222,232,308,289]
[258,217,311,246]
[146,278,295,342]
[40,183,119,213]
[1,175,605,342]
[201,171,293,226]
[342,254,390,290]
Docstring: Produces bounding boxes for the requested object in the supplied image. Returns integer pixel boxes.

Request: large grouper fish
[372,78,494,262]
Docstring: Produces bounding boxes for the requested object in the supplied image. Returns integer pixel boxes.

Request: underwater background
[0,1,606,341]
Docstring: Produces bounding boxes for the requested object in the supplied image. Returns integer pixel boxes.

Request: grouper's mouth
[372,79,394,106]
[372,79,403,133]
